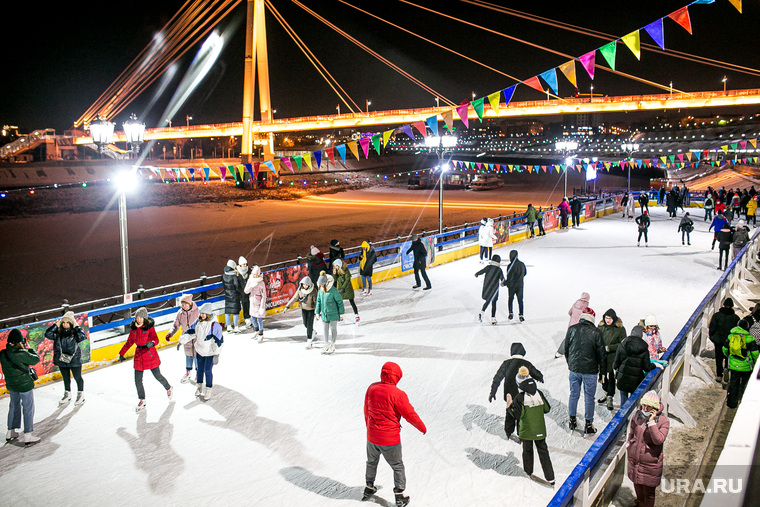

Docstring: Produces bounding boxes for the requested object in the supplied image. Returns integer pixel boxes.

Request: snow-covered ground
[0,206,727,506]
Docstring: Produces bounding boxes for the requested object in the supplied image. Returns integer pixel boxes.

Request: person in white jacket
[478,218,497,262]
[244,265,267,342]
[188,303,223,401]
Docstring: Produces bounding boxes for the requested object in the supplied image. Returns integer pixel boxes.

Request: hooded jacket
[333,260,355,301]
[285,276,317,311]
[478,219,497,247]
[563,318,606,375]
[315,275,345,322]
[708,305,739,346]
[306,252,328,286]
[568,293,590,327]
[0,344,40,393]
[222,264,242,314]
[244,266,267,318]
[189,311,224,357]
[722,326,759,372]
[328,239,345,269]
[475,256,505,301]
[167,294,199,357]
[490,343,544,402]
[613,327,655,393]
[627,404,670,487]
[120,317,161,371]
[598,311,626,372]
[509,378,551,441]
[359,241,377,277]
[364,362,427,446]
[504,250,526,289]
[44,313,87,368]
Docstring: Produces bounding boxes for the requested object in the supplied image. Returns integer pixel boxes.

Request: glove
[165,331,173,341]
[176,342,181,351]
[146,341,155,348]
[118,355,126,362]
[213,355,219,365]
[186,329,196,335]
[488,394,495,403]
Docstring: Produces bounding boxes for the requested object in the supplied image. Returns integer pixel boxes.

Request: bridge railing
[548,225,760,507]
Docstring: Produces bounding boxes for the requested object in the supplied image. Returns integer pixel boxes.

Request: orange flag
[558,60,577,88]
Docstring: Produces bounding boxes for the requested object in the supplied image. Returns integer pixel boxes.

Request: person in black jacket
[636,211,650,247]
[406,235,431,290]
[328,239,345,270]
[708,298,740,383]
[306,245,328,286]
[503,250,527,322]
[475,254,504,324]
[638,192,649,214]
[489,342,544,436]
[562,308,605,434]
[613,325,656,407]
[570,196,582,228]
[236,256,251,330]
[716,223,734,270]
[222,259,242,333]
[44,311,88,406]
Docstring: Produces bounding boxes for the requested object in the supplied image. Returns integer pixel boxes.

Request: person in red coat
[627,391,670,507]
[119,307,173,412]
[363,362,426,506]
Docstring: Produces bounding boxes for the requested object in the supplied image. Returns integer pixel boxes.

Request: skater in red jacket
[363,362,426,506]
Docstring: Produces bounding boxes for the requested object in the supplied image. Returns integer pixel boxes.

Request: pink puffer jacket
[568,292,590,327]
[627,405,670,487]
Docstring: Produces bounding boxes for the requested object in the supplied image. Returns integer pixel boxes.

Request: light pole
[186,115,193,127]
[621,142,639,194]
[336,104,340,115]
[90,116,115,159]
[722,76,727,95]
[366,100,371,113]
[123,114,145,159]
[555,140,578,197]
[590,85,594,100]
[426,135,458,234]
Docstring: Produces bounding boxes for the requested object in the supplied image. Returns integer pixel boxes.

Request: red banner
[543,209,560,232]
[584,202,596,219]
[264,264,310,311]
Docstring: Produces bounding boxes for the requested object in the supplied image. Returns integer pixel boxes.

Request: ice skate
[306,339,313,349]
[59,391,71,406]
[203,387,213,401]
[411,284,420,289]
[530,474,555,488]
[568,416,577,431]
[181,371,191,383]
[195,384,204,398]
[394,491,410,507]
[257,331,264,343]
[508,313,514,320]
[23,433,40,446]
[362,484,377,501]
[519,315,524,322]
[605,396,614,411]
[478,312,483,322]
[167,386,174,400]
[585,421,597,435]
[135,399,146,413]
[322,343,331,354]
[5,429,19,442]
[366,290,372,296]
[74,391,86,407]
[491,317,498,325]
[355,315,360,324]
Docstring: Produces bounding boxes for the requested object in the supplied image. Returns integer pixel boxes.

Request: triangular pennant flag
[314,151,322,169]
[371,134,381,155]
[599,41,617,70]
[253,162,260,180]
[202,167,210,181]
[472,98,485,122]
[359,138,370,159]
[325,146,336,165]
[159,168,167,181]
[644,19,665,50]
[294,155,303,173]
[523,76,544,93]
[721,146,728,154]
[264,161,277,175]
[539,68,559,95]
[189,168,195,182]
[283,157,294,173]
[503,85,517,106]
[413,121,427,139]
[303,152,312,171]
[238,165,246,181]
[750,139,757,149]
[668,7,692,34]
[677,154,684,163]
[456,103,470,128]
[739,141,747,150]
[348,141,360,160]
[487,92,501,115]
[245,163,254,180]
[220,166,227,181]
[426,116,438,137]
[558,60,577,87]
[579,51,596,79]
[728,0,741,13]
[336,144,347,163]
[622,30,641,60]
[382,130,393,147]
[441,110,454,133]
[400,125,415,141]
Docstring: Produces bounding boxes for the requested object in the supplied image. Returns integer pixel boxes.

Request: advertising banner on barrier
[494,219,510,245]
[543,209,560,232]
[264,264,310,310]
[585,201,596,219]
[614,195,623,211]
[0,313,90,389]
[401,236,436,272]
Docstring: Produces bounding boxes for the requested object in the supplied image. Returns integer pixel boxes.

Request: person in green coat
[0,329,41,445]
[508,371,555,485]
[316,272,345,355]
[525,204,538,238]
[598,309,626,410]
[722,320,759,408]
[333,259,359,324]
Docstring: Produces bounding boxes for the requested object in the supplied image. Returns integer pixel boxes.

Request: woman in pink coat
[627,391,670,507]
[165,294,199,384]
[555,292,591,358]
[244,265,267,342]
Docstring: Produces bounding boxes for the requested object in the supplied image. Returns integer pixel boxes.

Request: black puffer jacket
[613,328,655,393]
[708,306,740,346]
[44,323,87,367]
[490,343,544,402]
[222,266,242,314]
[562,318,605,375]
[475,256,505,301]
[503,250,526,289]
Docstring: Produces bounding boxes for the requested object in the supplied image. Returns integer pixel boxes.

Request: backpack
[727,332,747,360]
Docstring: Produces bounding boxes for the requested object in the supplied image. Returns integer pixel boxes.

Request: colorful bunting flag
[503,85,517,106]
[599,41,617,70]
[441,110,454,133]
[425,116,438,137]
[325,146,336,165]
[314,151,322,169]
[728,0,741,13]
[523,76,544,93]
[579,51,596,79]
[359,138,370,158]
[371,134,381,155]
[643,19,665,50]
[336,144,347,164]
[472,98,485,122]
[559,60,577,87]
[622,30,641,60]
[487,91,501,115]
[456,103,470,128]
[413,121,428,139]
[539,68,559,94]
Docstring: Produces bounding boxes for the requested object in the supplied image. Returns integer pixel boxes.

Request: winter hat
[518,377,538,396]
[238,256,248,266]
[491,254,501,263]
[333,258,343,270]
[602,308,617,322]
[580,307,596,324]
[198,303,214,316]
[481,217,488,225]
[738,319,750,332]
[180,294,194,306]
[515,366,531,387]
[59,311,77,328]
[134,307,149,320]
[580,292,590,303]
[299,276,315,294]
[645,313,658,327]
[411,234,419,241]
[226,259,237,270]
[738,220,745,228]
[640,391,661,410]
[330,239,340,248]
[317,272,331,287]
[724,297,734,308]
[643,210,648,214]
[631,325,645,338]
[7,328,24,345]
[310,245,320,256]
[510,342,526,357]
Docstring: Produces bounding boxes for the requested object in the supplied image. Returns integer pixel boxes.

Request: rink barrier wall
[548,226,760,507]
[0,192,628,395]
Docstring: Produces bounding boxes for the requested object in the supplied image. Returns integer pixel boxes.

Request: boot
[597,395,607,405]
[23,433,40,446]
[569,416,577,431]
[203,387,213,401]
[5,429,19,442]
[508,313,514,320]
[135,399,146,412]
[257,331,264,343]
[59,391,71,406]
[74,391,86,407]
[394,491,410,507]
[585,421,597,435]
[306,338,313,349]
[362,484,377,500]
[519,315,525,322]
[491,317,498,325]
[181,371,191,384]
[195,384,204,398]
[167,386,174,400]
[606,396,614,411]
[478,312,483,322]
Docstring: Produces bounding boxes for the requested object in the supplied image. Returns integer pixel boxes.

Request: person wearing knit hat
[678,212,694,245]
[44,311,88,406]
[236,257,251,330]
[642,314,665,359]
[627,389,670,507]
[613,325,657,408]
[561,304,606,435]
[285,276,319,348]
[222,259,242,333]
[708,298,739,383]
[188,303,224,401]
[315,271,344,354]
[597,308,626,411]
[635,209,650,247]
[507,376,555,485]
[307,246,328,287]
[328,239,345,270]
[732,219,750,260]
[166,294,200,384]
[490,342,545,438]
[722,318,759,409]
[1,328,41,445]
[119,306,173,412]
[333,258,360,324]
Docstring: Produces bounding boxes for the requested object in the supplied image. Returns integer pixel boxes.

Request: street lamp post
[426,135,458,234]
[555,140,578,197]
[621,142,639,194]
[90,117,115,159]
[366,100,371,113]
[123,114,145,159]
[722,76,727,95]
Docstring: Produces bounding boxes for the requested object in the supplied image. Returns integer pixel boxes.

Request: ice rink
[0,205,728,506]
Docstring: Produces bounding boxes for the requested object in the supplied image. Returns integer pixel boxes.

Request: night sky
[3,0,758,133]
